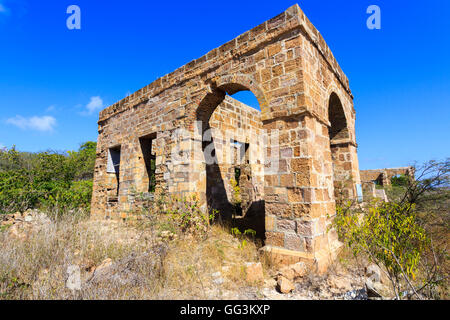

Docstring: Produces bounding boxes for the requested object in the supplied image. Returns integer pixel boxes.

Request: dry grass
[0,211,269,300]
[159,224,263,299]
[2,205,446,300]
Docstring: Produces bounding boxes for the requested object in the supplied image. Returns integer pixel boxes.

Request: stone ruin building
[360,166,415,201]
[360,167,415,187]
[91,4,362,272]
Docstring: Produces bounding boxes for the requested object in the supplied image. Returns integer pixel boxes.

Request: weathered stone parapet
[98,4,352,124]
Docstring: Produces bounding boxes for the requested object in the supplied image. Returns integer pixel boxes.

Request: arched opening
[328,93,352,201]
[328,93,349,143]
[196,84,266,238]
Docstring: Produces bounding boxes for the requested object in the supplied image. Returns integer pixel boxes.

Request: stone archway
[328,92,351,200]
[193,79,268,237]
[327,92,360,201]
[328,93,349,143]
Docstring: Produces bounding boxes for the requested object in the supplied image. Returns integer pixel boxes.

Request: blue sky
[0,0,448,170]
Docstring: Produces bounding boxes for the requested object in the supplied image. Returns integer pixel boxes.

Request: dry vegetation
[1,204,446,300]
[0,209,269,300]
[0,159,448,300]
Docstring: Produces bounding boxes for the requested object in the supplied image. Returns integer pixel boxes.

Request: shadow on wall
[204,135,266,240]
[233,200,266,240]
[198,87,266,240]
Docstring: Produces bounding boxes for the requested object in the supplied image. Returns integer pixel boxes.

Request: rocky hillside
[0,210,394,300]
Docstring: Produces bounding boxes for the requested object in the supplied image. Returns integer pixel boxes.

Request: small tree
[399,159,449,206]
[334,200,428,299]
[335,159,449,299]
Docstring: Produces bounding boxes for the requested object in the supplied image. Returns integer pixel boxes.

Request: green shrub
[391,174,410,187]
[0,142,96,215]
[334,200,428,298]
[40,180,93,212]
[165,195,215,239]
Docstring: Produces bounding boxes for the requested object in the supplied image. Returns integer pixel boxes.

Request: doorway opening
[196,85,265,238]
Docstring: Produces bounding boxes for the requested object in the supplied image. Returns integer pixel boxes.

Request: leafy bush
[40,180,94,213]
[0,142,96,214]
[134,193,217,240]
[230,178,241,206]
[334,201,428,299]
[230,227,257,249]
[391,174,409,187]
[165,195,216,239]
[334,159,449,299]
[230,178,242,217]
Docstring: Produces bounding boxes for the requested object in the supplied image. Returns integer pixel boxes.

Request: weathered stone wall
[91,4,361,272]
[203,95,264,223]
[91,95,262,218]
[360,167,415,186]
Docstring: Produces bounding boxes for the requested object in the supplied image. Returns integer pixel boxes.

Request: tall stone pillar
[263,114,340,272]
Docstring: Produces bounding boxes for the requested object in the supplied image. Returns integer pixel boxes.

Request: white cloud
[6,115,57,132]
[0,143,5,150]
[85,96,104,115]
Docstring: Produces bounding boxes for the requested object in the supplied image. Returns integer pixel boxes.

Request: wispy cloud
[6,115,57,132]
[81,96,104,116]
[46,105,56,112]
[0,1,9,15]
[0,143,5,150]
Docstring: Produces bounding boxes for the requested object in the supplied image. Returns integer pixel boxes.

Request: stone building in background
[360,166,415,201]
[360,167,415,187]
[91,4,362,272]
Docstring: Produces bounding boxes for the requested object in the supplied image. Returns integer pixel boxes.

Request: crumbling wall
[360,167,415,186]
